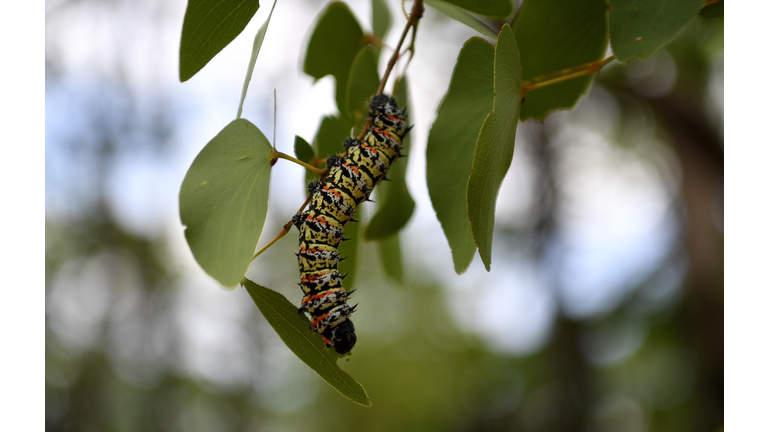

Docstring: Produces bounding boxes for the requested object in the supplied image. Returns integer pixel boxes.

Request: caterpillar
[292,94,410,355]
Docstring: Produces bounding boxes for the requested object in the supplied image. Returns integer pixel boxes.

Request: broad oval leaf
[345,46,380,124]
[514,0,608,120]
[303,2,367,113]
[365,77,415,240]
[426,37,494,273]
[441,0,512,18]
[179,119,273,287]
[243,280,370,406]
[467,24,523,271]
[424,0,498,39]
[609,0,705,62]
[179,0,261,82]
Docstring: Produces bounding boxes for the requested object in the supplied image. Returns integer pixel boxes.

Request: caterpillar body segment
[294,95,409,355]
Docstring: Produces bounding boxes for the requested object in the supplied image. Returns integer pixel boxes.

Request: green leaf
[179,0,261,82]
[424,0,498,39]
[345,46,381,124]
[440,0,512,18]
[303,2,367,113]
[306,115,353,187]
[364,77,415,240]
[315,115,354,159]
[426,37,494,273]
[378,233,404,284]
[467,24,523,271]
[237,0,277,119]
[372,0,392,43]
[294,135,315,164]
[513,0,608,120]
[609,0,705,62]
[242,280,370,406]
[179,119,274,287]
[338,205,362,288]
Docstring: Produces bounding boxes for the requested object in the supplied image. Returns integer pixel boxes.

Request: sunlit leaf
[179,0,261,82]
[180,119,274,287]
[243,280,370,406]
[467,24,523,271]
[303,2,367,112]
[424,0,498,39]
[426,37,494,273]
[365,77,415,240]
[513,0,608,120]
[237,0,278,119]
[440,0,512,18]
[609,0,705,62]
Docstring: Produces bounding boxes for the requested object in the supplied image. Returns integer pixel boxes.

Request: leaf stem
[252,185,315,260]
[703,0,722,7]
[377,0,424,96]
[521,55,615,96]
[276,151,327,175]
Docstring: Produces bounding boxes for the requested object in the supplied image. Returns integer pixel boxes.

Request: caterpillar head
[370,94,405,119]
[327,319,357,355]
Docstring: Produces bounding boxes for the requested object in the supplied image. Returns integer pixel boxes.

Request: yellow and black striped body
[293,95,409,355]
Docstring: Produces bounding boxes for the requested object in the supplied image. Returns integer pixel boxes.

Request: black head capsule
[329,319,357,355]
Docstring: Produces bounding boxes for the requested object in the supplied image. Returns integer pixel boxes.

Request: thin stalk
[276,152,327,176]
[378,0,424,95]
[522,55,615,96]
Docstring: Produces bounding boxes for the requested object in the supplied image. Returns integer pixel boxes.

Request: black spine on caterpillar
[294,95,409,355]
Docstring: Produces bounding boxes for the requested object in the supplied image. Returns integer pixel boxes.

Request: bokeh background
[45,0,724,430]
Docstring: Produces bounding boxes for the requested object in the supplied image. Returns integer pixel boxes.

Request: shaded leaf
[180,119,273,287]
[372,0,392,44]
[243,280,370,406]
[237,0,278,119]
[378,233,404,284]
[365,77,415,240]
[316,115,354,159]
[513,0,608,120]
[426,37,494,273]
[294,135,315,164]
[467,24,523,271]
[180,0,261,82]
[424,0,498,39]
[609,0,705,62]
[306,115,353,187]
[440,0,512,18]
[303,2,367,113]
[345,46,381,124]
